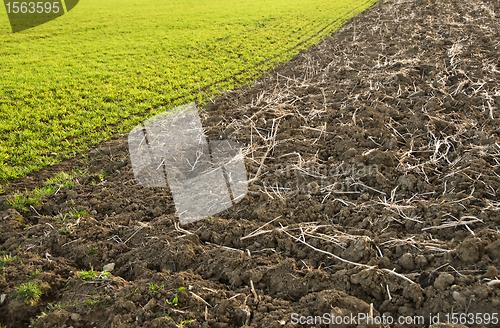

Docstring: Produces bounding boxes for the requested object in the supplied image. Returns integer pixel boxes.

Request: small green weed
[33,302,77,325]
[29,318,40,328]
[6,170,85,212]
[0,254,20,272]
[15,281,43,305]
[54,214,67,224]
[27,269,42,280]
[179,319,194,327]
[59,228,71,235]
[101,271,112,278]
[43,172,74,192]
[67,208,89,219]
[6,193,42,211]
[59,278,75,295]
[85,299,96,307]
[90,171,110,186]
[54,208,89,223]
[85,298,111,308]
[149,282,164,292]
[40,302,63,316]
[166,286,185,307]
[87,247,98,256]
[79,264,112,280]
[79,265,98,280]
[164,317,193,327]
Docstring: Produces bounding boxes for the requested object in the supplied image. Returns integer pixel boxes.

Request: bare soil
[1,0,500,327]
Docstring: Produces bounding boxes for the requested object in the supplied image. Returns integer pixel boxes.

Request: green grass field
[0,0,377,182]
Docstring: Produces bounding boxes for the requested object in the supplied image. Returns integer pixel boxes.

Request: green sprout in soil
[59,228,71,235]
[29,318,40,328]
[15,281,43,305]
[166,286,185,307]
[85,299,111,308]
[79,264,112,280]
[59,278,75,295]
[54,208,89,223]
[33,302,77,325]
[39,302,64,316]
[79,265,98,280]
[101,271,112,279]
[90,171,110,186]
[85,299,97,307]
[179,319,194,327]
[27,269,42,280]
[33,302,76,328]
[149,282,164,292]
[43,171,80,193]
[0,254,20,272]
[6,193,42,211]
[68,208,88,218]
[87,247,98,256]
[6,170,85,212]
[165,317,193,327]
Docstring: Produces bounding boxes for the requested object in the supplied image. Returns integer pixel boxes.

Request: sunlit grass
[0,0,377,181]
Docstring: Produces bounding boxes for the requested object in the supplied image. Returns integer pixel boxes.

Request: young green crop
[0,0,377,181]
[15,281,44,305]
[78,264,112,280]
[6,169,83,211]
[0,254,20,272]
